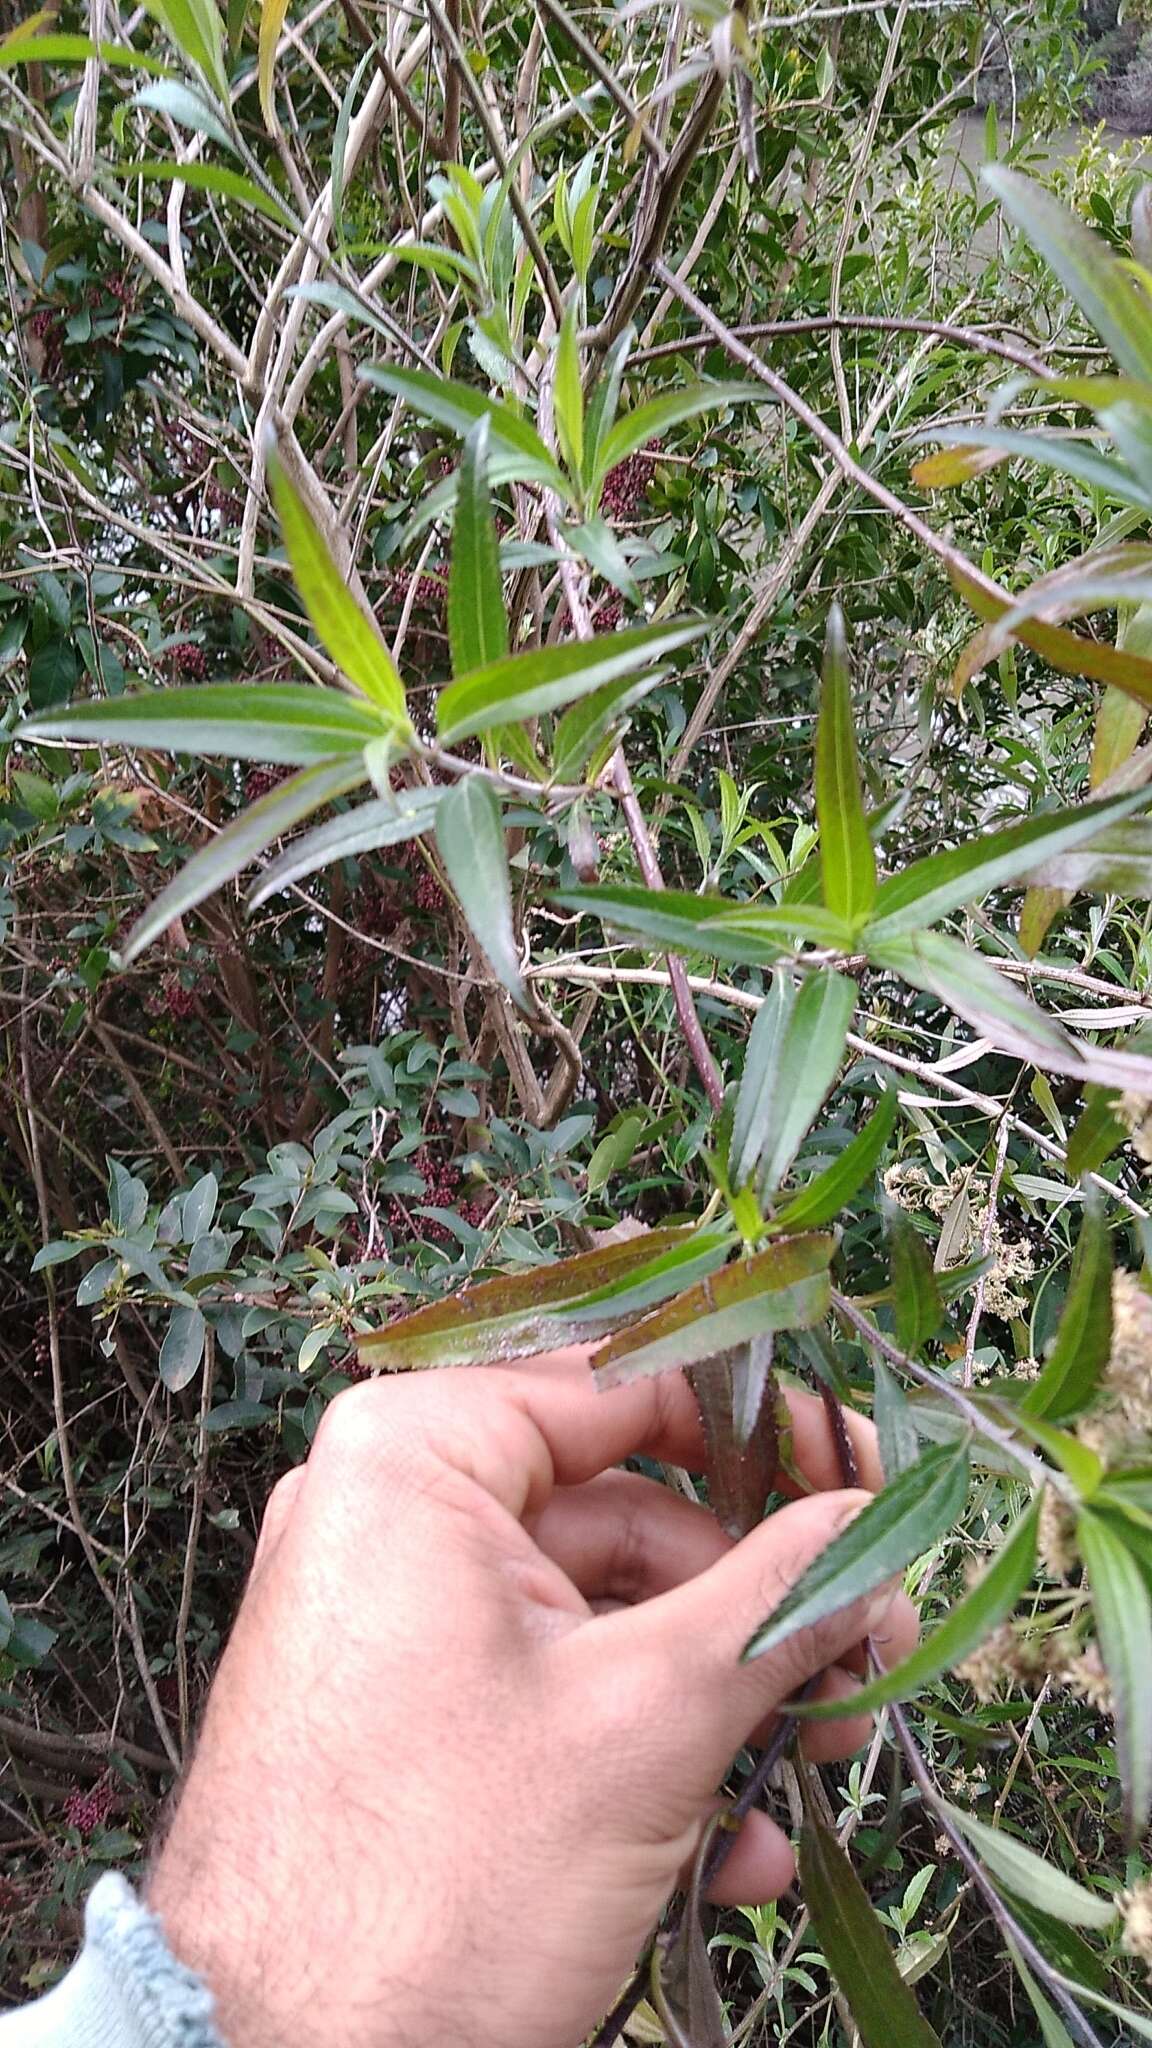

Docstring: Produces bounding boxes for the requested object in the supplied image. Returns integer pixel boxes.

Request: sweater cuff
[0,1874,225,2048]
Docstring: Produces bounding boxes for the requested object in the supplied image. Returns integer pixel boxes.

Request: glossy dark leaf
[159,1303,207,1391]
[744,1439,970,1662]
[594,1233,835,1389]
[357,1226,730,1368]
[796,1496,1040,1719]
[816,606,875,925]
[798,1804,944,2048]
[1023,1194,1112,1421]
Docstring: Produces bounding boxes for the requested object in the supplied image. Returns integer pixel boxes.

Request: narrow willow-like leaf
[914,426,1152,509]
[330,47,372,249]
[865,789,1149,942]
[551,673,661,782]
[555,883,854,965]
[885,1200,942,1354]
[437,618,706,745]
[985,165,1152,384]
[448,416,507,678]
[743,1439,970,1662]
[1023,1194,1112,1421]
[815,605,875,925]
[18,683,385,764]
[873,1356,920,1482]
[143,0,227,94]
[758,971,857,1194]
[651,1821,728,2048]
[358,1226,730,1368]
[1077,1508,1152,1843]
[1005,1940,1079,2048]
[435,777,526,1009]
[941,1800,1118,1929]
[0,31,171,72]
[728,971,795,1189]
[772,1087,898,1232]
[248,788,440,908]
[595,381,763,482]
[267,451,408,727]
[594,1234,835,1389]
[1066,1088,1127,1179]
[867,930,1074,1065]
[132,159,293,228]
[553,300,584,483]
[796,1496,1040,1719]
[122,757,367,962]
[688,1341,779,1540]
[951,558,1152,705]
[364,364,567,489]
[798,1804,944,2048]
[257,0,289,127]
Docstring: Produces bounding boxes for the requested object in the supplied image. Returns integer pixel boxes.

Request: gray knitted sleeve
[0,1874,225,2048]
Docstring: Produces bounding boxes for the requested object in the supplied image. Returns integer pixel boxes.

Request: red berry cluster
[414,870,446,914]
[205,479,244,521]
[386,1148,489,1246]
[592,598,623,631]
[26,306,65,378]
[33,1313,50,1367]
[89,270,136,313]
[600,439,662,522]
[170,641,209,679]
[381,568,445,614]
[244,765,289,804]
[62,1781,115,1836]
[146,972,198,1020]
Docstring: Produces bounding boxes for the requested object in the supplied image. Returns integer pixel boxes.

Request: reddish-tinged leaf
[594,1234,835,1388]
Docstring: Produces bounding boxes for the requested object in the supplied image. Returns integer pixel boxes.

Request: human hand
[147,1350,917,2048]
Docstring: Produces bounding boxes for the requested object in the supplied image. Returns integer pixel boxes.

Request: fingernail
[862,1581,899,1634]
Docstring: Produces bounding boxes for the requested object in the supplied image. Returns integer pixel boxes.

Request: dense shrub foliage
[5,0,1152,2041]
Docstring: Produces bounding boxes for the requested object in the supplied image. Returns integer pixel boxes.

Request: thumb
[602,1488,897,1788]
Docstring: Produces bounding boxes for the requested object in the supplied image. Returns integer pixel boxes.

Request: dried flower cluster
[955,1625,1112,1711]
[1121,1877,1152,1979]
[882,1162,1035,1327]
[1118,1091,1152,1166]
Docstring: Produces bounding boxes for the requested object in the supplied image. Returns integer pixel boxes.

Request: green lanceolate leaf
[759,971,857,1195]
[131,159,293,227]
[551,673,660,782]
[436,618,707,746]
[435,776,527,1009]
[816,606,875,925]
[1023,1194,1112,1421]
[267,451,409,729]
[985,166,1152,385]
[554,884,854,966]
[1066,1088,1129,1180]
[121,757,368,962]
[357,1226,731,1368]
[553,300,584,484]
[363,365,568,492]
[915,425,1152,510]
[743,1439,970,1662]
[594,1234,835,1389]
[0,32,171,73]
[796,1496,1040,1720]
[772,1088,898,1232]
[867,929,1073,1063]
[594,382,763,485]
[865,788,1150,942]
[248,788,441,908]
[448,416,508,678]
[798,1803,944,2048]
[941,1801,1118,1929]
[872,1355,921,1482]
[728,971,796,1189]
[884,1200,943,1354]
[18,684,387,765]
[1077,1508,1152,1843]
